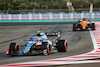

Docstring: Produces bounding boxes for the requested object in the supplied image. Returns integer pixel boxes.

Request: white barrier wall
[0,13,100,20]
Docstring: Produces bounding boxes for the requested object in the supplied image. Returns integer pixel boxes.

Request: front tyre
[73,24,76,31]
[9,43,19,57]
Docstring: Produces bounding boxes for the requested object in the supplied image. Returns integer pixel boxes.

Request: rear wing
[45,32,60,36]
[45,32,61,40]
[37,31,61,39]
[37,31,60,36]
[45,32,61,42]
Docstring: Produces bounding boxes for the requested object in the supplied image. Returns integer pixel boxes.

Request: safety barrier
[0,13,100,20]
[0,13,100,22]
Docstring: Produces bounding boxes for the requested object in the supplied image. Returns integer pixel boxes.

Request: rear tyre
[9,43,19,57]
[92,23,95,30]
[88,24,90,27]
[56,40,67,52]
[73,24,76,31]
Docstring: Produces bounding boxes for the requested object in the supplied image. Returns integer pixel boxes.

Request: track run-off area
[0,21,100,67]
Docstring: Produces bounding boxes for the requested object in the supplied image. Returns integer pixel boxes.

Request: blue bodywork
[23,32,48,54]
[78,19,90,22]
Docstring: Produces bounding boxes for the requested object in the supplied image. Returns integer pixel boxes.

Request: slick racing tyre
[92,23,95,30]
[56,40,67,52]
[77,24,81,28]
[73,24,76,31]
[42,42,51,56]
[9,43,19,57]
[88,24,91,27]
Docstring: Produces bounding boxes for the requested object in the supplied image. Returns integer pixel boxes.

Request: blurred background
[0,0,100,14]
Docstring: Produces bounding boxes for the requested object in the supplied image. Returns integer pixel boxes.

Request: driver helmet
[35,38,38,41]
[38,38,41,41]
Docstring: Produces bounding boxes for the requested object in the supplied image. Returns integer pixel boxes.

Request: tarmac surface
[0,22,94,66]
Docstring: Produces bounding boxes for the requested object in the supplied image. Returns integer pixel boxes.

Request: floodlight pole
[67,2,71,13]
[90,4,93,13]
[90,0,95,13]
[66,0,74,13]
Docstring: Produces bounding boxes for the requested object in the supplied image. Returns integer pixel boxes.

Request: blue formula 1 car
[6,31,67,56]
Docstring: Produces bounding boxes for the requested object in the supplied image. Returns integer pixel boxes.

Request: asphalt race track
[0,22,94,66]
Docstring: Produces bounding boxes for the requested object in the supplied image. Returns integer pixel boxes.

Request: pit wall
[0,13,100,22]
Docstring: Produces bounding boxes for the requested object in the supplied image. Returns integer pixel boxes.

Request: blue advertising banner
[21,14,29,20]
[62,13,71,19]
[94,13,100,19]
[83,13,92,19]
[42,14,50,20]
[11,14,19,20]
[52,14,60,19]
[31,14,40,20]
[1,14,9,20]
[73,13,81,19]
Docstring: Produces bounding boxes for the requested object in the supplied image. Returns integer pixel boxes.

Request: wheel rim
[47,44,51,55]
[64,40,67,52]
[15,43,19,51]
[43,49,48,56]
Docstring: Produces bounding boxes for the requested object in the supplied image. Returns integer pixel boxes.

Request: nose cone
[82,25,86,29]
[83,27,86,29]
